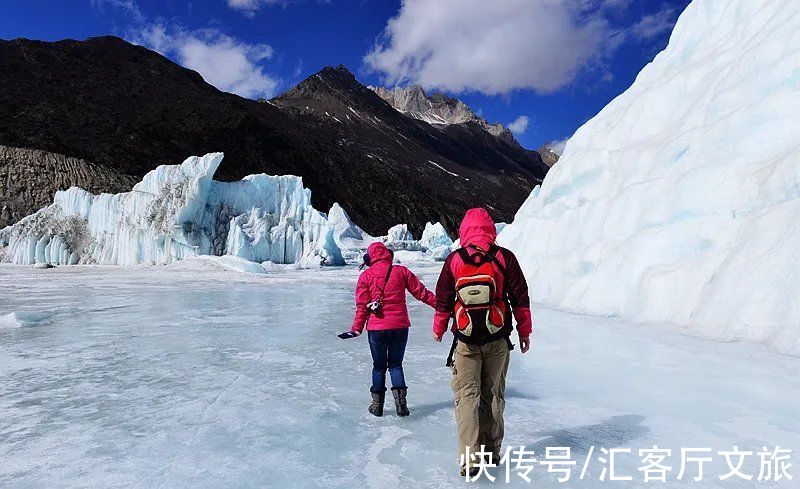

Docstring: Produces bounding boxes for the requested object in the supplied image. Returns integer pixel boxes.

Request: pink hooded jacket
[432,208,533,338]
[350,242,437,333]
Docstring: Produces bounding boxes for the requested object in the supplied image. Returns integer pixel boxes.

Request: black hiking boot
[391,387,410,417]
[368,390,385,417]
[481,446,500,465]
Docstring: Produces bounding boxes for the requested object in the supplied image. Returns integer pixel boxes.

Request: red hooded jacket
[350,242,437,333]
[432,208,533,338]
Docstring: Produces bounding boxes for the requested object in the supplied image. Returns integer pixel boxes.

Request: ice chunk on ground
[165,255,268,274]
[326,203,375,263]
[419,222,453,250]
[498,0,800,354]
[383,223,420,251]
[0,313,22,328]
[0,153,367,268]
[378,222,453,261]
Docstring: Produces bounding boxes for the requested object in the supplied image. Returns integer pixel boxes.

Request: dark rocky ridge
[0,145,137,228]
[0,36,548,235]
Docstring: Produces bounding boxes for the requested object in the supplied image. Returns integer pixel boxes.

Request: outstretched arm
[405,268,437,308]
[432,254,456,339]
[350,273,371,335]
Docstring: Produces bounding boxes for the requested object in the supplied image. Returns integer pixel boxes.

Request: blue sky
[1,0,690,150]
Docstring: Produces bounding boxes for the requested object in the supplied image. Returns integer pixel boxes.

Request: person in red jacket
[343,241,436,417]
[432,207,532,477]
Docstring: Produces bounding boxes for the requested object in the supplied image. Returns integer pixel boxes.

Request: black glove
[338,331,359,339]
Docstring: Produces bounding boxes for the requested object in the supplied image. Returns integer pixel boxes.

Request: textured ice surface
[500,0,800,354]
[327,203,376,263]
[379,222,453,261]
[0,153,369,268]
[1,264,798,488]
[419,222,451,249]
[383,224,421,251]
[419,222,453,260]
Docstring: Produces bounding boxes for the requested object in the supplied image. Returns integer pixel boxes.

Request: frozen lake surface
[1,263,798,488]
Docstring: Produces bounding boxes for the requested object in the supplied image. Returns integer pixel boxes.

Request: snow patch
[427,160,467,180]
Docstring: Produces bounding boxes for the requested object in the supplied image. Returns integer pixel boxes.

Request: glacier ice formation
[499,0,800,354]
[0,153,369,268]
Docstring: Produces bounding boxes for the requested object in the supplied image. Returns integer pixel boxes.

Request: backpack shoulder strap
[456,247,472,266]
[376,264,394,301]
[486,245,506,275]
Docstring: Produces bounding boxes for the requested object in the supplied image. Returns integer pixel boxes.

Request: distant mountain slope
[0,36,547,234]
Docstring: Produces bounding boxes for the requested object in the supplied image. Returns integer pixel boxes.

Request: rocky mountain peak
[370,85,518,147]
[274,65,391,114]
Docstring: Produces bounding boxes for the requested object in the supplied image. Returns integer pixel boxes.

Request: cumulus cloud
[507,116,530,135]
[545,137,569,156]
[364,0,624,95]
[131,25,279,99]
[630,5,678,40]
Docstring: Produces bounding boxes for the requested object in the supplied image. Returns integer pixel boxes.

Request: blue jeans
[368,328,409,392]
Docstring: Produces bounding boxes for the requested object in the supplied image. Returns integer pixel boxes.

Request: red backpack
[452,244,513,343]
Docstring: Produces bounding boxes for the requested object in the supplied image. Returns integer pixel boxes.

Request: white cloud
[227,0,262,17]
[90,0,144,22]
[226,0,287,17]
[597,0,633,10]
[545,137,569,156]
[293,58,304,78]
[131,25,279,99]
[507,115,530,135]
[364,0,622,95]
[630,5,678,40]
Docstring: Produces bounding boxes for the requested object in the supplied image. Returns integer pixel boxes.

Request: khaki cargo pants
[451,338,510,464]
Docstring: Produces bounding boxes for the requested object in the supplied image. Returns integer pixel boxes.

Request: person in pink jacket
[341,241,436,417]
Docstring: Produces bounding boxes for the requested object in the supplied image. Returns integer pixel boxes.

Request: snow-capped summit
[370,85,516,146]
[499,0,800,354]
[538,139,568,167]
